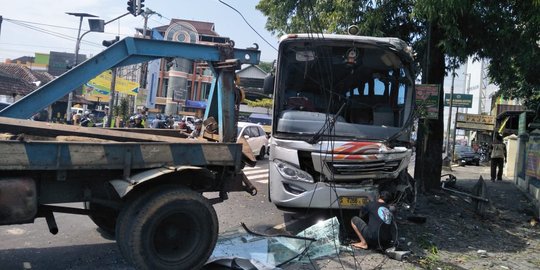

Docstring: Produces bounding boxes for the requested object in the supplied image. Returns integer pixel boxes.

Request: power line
[217,0,277,51]
[4,18,81,31]
[4,17,132,47]
[0,42,76,51]
[6,19,103,48]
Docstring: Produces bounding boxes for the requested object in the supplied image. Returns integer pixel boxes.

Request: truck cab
[266,34,416,209]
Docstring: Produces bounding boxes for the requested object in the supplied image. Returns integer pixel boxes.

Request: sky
[0,0,279,63]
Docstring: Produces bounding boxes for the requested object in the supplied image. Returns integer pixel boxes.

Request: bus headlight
[274,159,314,183]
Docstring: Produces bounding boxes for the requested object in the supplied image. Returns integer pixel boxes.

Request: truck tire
[116,186,218,270]
[84,202,118,237]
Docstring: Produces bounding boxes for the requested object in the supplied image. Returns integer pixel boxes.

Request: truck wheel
[257,146,266,160]
[84,202,118,237]
[117,187,218,270]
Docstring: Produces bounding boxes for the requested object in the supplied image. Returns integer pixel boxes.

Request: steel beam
[0,37,260,119]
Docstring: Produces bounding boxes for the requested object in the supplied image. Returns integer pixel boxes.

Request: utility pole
[106,68,117,128]
[65,12,98,124]
[136,8,161,113]
[445,64,456,164]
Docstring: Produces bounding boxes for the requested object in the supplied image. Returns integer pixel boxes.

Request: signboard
[185,100,207,109]
[456,122,494,131]
[444,93,473,108]
[415,84,440,119]
[519,112,527,135]
[525,137,540,179]
[456,113,495,131]
[173,89,186,102]
[83,71,139,102]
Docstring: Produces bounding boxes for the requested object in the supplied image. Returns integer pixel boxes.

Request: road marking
[5,228,25,235]
[243,166,269,185]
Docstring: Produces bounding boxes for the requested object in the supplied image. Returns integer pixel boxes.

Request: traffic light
[127,0,136,15]
[102,36,120,47]
[137,0,145,15]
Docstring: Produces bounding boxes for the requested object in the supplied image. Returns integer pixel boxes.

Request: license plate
[338,196,368,207]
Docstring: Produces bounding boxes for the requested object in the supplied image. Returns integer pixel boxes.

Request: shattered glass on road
[205,217,349,269]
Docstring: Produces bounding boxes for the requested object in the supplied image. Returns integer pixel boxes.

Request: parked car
[91,109,107,122]
[237,122,269,160]
[454,145,480,166]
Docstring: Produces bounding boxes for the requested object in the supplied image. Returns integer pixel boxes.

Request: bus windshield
[273,37,415,142]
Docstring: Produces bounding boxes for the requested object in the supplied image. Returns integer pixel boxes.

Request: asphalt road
[0,158,322,270]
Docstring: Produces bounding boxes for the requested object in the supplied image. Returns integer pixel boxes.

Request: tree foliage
[257,0,540,109]
[257,61,274,73]
[245,98,273,111]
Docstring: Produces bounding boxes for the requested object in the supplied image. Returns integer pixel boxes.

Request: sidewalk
[284,165,540,270]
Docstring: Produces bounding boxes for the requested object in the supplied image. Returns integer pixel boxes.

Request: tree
[256,0,540,191]
[245,98,273,114]
[257,61,274,73]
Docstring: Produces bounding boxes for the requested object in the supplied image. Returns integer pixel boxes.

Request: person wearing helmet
[80,111,95,127]
[133,114,144,128]
[189,119,203,139]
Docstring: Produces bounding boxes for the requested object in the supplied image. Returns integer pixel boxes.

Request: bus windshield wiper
[307,102,347,144]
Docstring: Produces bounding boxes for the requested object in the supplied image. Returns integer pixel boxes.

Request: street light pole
[65,12,97,124]
[65,11,132,124]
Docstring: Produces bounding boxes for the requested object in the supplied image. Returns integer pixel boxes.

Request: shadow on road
[0,242,131,270]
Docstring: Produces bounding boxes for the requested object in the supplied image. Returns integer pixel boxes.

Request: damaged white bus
[264,33,417,211]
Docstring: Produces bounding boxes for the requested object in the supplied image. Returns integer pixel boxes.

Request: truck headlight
[274,159,314,183]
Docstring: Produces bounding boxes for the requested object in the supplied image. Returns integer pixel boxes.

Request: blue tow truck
[0,37,260,270]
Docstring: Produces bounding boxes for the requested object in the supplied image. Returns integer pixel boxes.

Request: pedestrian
[490,133,506,181]
[188,119,203,139]
[350,191,395,250]
[72,114,81,125]
[102,107,109,128]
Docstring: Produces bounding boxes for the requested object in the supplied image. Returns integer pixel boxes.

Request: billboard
[415,84,440,119]
[83,71,139,102]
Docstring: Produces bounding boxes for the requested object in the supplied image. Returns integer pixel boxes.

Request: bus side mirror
[263,74,275,95]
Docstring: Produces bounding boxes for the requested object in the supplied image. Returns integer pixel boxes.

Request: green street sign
[444,93,473,108]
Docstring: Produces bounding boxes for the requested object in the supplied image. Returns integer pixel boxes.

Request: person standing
[490,134,506,181]
[350,191,395,250]
[102,107,109,128]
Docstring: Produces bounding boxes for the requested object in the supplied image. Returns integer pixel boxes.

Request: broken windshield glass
[206,217,350,269]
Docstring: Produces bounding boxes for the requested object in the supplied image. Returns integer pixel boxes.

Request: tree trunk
[414,22,445,192]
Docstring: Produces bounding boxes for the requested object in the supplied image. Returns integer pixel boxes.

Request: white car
[237,122,269,160]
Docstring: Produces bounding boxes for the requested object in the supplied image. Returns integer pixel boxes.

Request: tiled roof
[154,18,220,37]
[0,73,35,96]
[0,64,55,97]
[32,71,55,84]
[0,63,38,82]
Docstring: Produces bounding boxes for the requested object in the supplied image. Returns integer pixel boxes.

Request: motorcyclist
[132,114,144,128]
[80,111,95,127]
[188,119,203,139]
[151,114,166,129]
